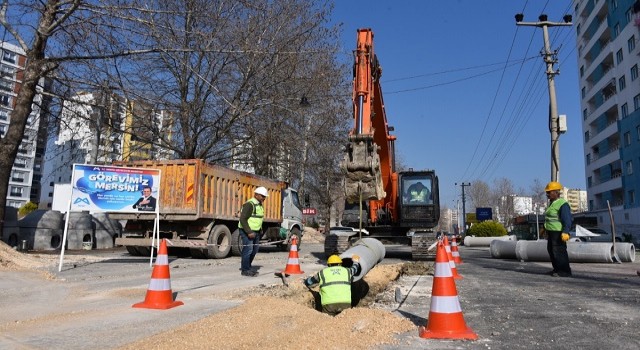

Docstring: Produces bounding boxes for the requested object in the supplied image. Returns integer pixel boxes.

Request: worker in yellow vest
[304,254,362,315]
[238,187,268,277]
[544,181,572,277]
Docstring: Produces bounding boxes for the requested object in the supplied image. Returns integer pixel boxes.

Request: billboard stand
[58,199,73,272]
[149,213,160,267]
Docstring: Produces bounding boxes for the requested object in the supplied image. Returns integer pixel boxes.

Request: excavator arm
[342,29,397,215]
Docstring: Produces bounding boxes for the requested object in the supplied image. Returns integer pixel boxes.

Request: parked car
[569,226,622,242]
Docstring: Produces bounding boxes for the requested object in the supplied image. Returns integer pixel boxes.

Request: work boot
[241,270,257,277]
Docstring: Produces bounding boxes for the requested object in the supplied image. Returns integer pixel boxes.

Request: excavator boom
[342,28,396,206]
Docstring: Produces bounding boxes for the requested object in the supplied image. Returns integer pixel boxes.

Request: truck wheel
[230,229,242,256]
[125,246,139,256]
[283,227,302,252]
[205,225,231,259]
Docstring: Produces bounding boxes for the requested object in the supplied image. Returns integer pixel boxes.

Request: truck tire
[125,246,140,256]
[283,227,302,252]
[205,225,231,259]
[230,229,242,256]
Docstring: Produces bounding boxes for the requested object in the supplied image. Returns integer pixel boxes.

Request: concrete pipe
[490,240,517,259]
[614,243,636,263]
[340,238,385,282]
[464,235,516,247]
[515,240,618,263]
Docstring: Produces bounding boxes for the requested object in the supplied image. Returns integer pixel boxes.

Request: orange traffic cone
[451,236,463,264]
[443,236,462,280]
[133,239,184,310]
[282,235,304,275]
[419,242,478,340]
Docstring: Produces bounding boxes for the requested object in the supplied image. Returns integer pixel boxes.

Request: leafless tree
[491,177,516,227]
[468,180,491,210]
[529,178,547,212]
[0,0,347,234]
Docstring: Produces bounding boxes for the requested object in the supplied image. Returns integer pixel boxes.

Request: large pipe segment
[490,240,518,259]
[513,241,636,263]
[339,238,385,282]
[464,235,517,247]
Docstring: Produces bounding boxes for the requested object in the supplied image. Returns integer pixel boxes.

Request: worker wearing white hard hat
[238,186,269,276]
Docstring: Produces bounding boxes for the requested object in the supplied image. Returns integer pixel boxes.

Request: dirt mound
[0,241,48,271]
[301,227,324,243]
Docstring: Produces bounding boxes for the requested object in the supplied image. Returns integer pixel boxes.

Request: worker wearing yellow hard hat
[304,254,362,315]
[544,181,572,277]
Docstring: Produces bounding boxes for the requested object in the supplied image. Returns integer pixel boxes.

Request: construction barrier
[282,235,304,275]
[133,239,184,310]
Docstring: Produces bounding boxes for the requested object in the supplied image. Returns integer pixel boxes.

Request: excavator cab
[398,171,440,229]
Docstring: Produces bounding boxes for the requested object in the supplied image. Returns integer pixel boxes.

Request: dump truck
[112,159,303,258]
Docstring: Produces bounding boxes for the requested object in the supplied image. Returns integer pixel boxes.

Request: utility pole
[456,182,471,236]
[515,13,572,182]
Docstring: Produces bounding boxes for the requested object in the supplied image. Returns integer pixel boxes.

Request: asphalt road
[1,243,639,349]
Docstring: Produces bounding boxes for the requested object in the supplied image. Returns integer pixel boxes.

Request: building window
[0,109,7,121]
[584,131,590,142]
[629,35,637,53]
[635,94,640,111]
[0,64,15,78]
[627,160,633,175]
[619,76,626,91]
[583,108,588,120]
[9,186,23,197]
[0,93,10,107]
[630,190,636,205]
[581,87,586,99]
[586,153,591,165]
[614,23,620,37]
[1,50,16,64]
[587,176,592,188]
[625,132,631,146]
[621,103,629,118]
[616,49,623,64]
[637,125,640,140]
[631,64,638,81]
[0,79,13,92]
[580,66,584,77]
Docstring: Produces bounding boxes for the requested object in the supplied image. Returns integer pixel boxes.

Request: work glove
[352,254,360,263]
[561,233,570,242]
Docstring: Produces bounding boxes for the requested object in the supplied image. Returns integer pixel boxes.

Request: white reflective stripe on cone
[287,258,300,264]
[155,255,168,265]
[149,278,171,291]
[449,261,456,268]
[290,246,298,252]
[445,246,451,252]
[430,295,463,313]
[434,262,453,277]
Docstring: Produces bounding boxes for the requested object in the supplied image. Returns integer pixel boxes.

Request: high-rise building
[39,91,174,209]
[1,42,49,209]
[574,0,640,235]
[564,187,588,213]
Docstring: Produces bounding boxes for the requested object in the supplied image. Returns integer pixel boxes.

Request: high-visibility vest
[318,266,352,305]
[544,198,568,231]
[410,188,428,202]
[238,197,264,231]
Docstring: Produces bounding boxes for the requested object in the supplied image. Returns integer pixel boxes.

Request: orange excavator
[328,28,440,259]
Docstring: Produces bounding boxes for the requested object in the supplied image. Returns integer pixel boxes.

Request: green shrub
[18,201,39,218]
[467,220,507,237]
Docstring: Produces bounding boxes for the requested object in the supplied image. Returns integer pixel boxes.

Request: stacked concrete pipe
[464,235,516,247]
[339,238,385,282]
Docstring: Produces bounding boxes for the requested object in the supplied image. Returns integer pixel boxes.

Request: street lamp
[515,13,572,183]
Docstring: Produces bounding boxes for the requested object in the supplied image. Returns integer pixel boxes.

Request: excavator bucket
[342,136,386,203]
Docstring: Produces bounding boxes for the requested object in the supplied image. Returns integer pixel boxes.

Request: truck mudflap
[410,231,438,260]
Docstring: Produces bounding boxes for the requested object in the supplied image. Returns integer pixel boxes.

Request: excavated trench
[245,261,432,312]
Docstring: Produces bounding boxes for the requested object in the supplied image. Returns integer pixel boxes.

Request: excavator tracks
[411,232,437,260]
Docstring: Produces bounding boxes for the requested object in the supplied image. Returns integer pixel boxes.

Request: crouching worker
[303,254,362,315]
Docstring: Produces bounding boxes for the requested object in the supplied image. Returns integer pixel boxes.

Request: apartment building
[39,91,173,209]
[574,0,640,235]
[1,42,48,209]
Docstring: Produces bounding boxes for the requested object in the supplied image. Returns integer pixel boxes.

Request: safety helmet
[544,181,563,192]
[327,255,342,265]
[254,186,269,197]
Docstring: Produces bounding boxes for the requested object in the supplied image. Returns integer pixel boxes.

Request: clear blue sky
[330,0,584,208]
